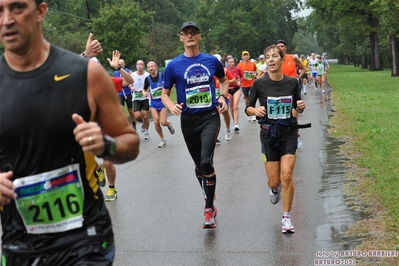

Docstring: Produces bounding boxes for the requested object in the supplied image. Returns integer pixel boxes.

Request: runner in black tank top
[0,2,139,264]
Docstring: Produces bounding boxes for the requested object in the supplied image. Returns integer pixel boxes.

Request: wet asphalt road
[101,84,358,266]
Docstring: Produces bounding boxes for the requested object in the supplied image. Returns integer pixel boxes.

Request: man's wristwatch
[98,134,116,159]
[114,65,122,71]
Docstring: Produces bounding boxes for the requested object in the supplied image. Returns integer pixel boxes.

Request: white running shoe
[251,116,257,121]
[158,139,167,148]
[225,129,231,141]
[144,132,150,140]
[141,123,145,133]
[297,135,303,150]
[247,116,252,122]
[282,217,295,233]
[270,185,282,204]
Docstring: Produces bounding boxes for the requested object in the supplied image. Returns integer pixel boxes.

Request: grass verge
[327,65,399,265]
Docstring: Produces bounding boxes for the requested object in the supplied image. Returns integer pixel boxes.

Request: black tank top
[0,45,113,256]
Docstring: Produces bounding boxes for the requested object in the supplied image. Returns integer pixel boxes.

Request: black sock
[109,185,115,189]
[203,175,216,209]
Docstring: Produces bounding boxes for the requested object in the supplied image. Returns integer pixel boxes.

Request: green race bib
[134,90,144,100]
[185,85,212,108]
[14,164,84,234]
[150,86,162,99]
[244,71,253,80]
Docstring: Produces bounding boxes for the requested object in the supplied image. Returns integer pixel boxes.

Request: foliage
[194,0,301,59]
[0,0,303,66]
[292,28,320,56]
[370,0,399,37]
[2,0,396,74]
[90,0,152,67]
[305,0,398,72]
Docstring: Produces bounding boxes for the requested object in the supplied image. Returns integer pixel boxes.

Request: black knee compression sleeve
[195,167,204,187]
[203,174,216,209]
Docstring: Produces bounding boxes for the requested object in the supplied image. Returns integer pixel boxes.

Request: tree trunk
[361,54,368,69]
[369,17,383,71]
[390,34,399,77]
[338,56,344,64]
[343,56,349,65]
[353,56,359,67]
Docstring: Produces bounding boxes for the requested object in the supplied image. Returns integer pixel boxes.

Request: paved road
[101,85,357,266]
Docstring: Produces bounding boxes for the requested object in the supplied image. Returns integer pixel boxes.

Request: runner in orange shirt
[237,51,257,121]
[276,39,306,149]
[213,54,237,143]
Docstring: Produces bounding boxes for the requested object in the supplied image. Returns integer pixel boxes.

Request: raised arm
[107,50,133,86]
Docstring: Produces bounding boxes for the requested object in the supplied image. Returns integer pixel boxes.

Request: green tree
[192,0,301,58]
[370,0,399,76]
[43,0,93,53]
[292,29,320,56]
[91,0,153,67]
[305,0,399,72]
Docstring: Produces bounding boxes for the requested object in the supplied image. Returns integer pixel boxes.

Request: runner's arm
[73,60,140,164]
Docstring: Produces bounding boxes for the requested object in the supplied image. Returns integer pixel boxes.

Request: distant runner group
[94,22,321,235]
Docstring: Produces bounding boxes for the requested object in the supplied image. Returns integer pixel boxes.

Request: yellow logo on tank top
[54,74,71,81]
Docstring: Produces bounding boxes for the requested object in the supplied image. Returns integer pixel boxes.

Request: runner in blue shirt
[161,21,229,229]
[143,61,175,148]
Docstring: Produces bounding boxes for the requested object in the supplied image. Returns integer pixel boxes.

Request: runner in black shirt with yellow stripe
[0,1,139,265]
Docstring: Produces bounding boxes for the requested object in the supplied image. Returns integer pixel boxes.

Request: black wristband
[114,65,122,71]
[218,94,226,100]
[97,134,116,159]
[81,52,87,58]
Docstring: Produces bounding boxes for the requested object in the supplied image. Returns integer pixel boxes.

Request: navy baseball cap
[180,21,200,32]
[276,39,287,46]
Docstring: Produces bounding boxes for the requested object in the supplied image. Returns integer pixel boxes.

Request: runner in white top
[308,53,318,87]
[131,60,151,139]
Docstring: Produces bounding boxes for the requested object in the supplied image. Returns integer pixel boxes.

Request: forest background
[1,0,398,76]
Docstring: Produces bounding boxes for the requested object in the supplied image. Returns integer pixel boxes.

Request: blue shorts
[150,99,165,111]
[242,87,251,97]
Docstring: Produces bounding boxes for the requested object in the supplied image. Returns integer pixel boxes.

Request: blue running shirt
[163,53,225,114]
